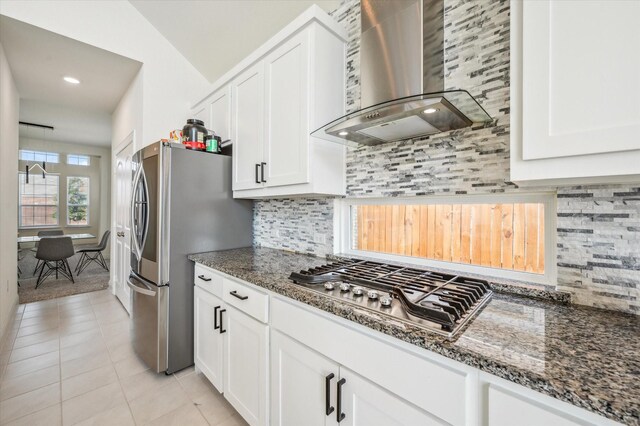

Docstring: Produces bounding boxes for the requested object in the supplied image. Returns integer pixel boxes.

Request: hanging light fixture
[20,122,54,184]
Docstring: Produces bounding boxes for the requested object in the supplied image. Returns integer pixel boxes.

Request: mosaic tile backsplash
[253,0,640,314]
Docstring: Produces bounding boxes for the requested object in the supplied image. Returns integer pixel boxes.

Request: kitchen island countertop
[188,247,640,425]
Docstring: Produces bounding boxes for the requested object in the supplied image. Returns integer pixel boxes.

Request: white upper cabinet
[264,30,311,188]
[210,85,231,143]
[190,6,347,199]
[510,0,640,185]
[231,63,265,191]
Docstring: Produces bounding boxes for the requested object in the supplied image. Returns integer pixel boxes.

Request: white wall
[0,41,20,343]
[0,0,210,150]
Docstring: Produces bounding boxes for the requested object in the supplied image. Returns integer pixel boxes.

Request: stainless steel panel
[137,144,160,285]
[360,0,423,107]
[129,272,168,373]
[165,148,252,373]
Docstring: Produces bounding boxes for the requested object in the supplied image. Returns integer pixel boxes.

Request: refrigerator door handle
[139,166,150,254]
[127,274,156,296]
[130,166,143,260]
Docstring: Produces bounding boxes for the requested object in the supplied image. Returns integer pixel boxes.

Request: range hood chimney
[312,0,492,147]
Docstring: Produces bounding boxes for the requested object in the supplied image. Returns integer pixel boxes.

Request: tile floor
[0,289,248,426]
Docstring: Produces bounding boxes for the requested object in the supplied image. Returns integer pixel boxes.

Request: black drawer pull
[325,373,335,416]
[230,290,248,300]
[255,164,260,184]
[198,274,211,282]
[261,162,266,183]
[219,309,226,334]
[214,305,220,330]
[336,378,346,422]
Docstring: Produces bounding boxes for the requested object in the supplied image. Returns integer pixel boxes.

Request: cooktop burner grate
[289,258,492,336]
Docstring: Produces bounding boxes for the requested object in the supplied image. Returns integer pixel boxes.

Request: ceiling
[0,15,142,146]
[129,0,340,83]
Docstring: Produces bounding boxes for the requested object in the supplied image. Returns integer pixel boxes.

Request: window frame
[18,172,60,229]
[67,154,91,166]
[66,176,90,227]
[334,192,557,285]
[19,149,59,163]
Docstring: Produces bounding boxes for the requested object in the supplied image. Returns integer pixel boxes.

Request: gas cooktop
[289,258,492,338]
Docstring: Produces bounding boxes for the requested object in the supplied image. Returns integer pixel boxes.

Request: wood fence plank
[434,205,444,260]
[404,205,413,256]
[385,206,393,253]
[426,205,436,258]
[480,204,492,266]
[491,204,503,268]
[525,203,539,273]
[461,204,472,263]
[397,205,406,255]
[501,204,514,270]
[419,205,428,257]
[451,204,462,263]
[441,205,452,262]
[391,205,400,254]
[410,205,421,257]
[538,204,545,273]
[513,203,526,271]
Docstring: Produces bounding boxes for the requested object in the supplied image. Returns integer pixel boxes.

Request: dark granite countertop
[188,247,640,425]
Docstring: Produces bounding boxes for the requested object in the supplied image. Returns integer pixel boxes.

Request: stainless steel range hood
[312,0,492,147]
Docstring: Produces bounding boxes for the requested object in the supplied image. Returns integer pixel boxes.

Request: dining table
[17,233,96,244]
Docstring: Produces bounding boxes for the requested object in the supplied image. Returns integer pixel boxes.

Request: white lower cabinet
[271,330,441,426]
[339,367,445,426]
[271,330,339,426]
[194,268,269,426]
[225,305,268,426]
[194,286,224,391]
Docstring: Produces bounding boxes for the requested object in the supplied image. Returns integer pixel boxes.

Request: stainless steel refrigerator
[128,141,252,374]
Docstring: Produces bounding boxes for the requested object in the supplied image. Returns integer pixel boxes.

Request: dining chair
[32,229,64,274]
[35,236,75,289]
[75,230,111,275]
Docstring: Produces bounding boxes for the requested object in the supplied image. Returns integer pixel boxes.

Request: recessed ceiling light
[338,131,349,136]
[423,108,438,114]
[63,76,80,84]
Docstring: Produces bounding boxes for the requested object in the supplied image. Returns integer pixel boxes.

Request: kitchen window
[67,154,91,166]
[67,176,90,226]
[336,193,556,284]
[19,149,59,163]
[18,173,59,227]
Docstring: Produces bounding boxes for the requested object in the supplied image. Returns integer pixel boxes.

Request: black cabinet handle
[229,290,248,300]
[219,309,226,334]
[198,274,211,282]
[336,378,346,422]
[214,306,220,330]
[325,373,335,416]
[255,164,260,184]
[261,162,266,183]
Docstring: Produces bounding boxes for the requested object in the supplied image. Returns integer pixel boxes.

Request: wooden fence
[355,203,545,274]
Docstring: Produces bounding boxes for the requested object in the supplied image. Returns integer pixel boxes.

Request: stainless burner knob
[379,296,392,307]
[339,283,351,292]
[324,282,335,290]
[352,286,364,296]
[367,290,379,300]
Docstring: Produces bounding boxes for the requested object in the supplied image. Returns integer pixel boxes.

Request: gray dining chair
[75,230,111,275]
[35,236,75,289]
[32,229,64,274]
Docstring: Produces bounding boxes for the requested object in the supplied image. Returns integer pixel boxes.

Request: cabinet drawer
[194,264,223,298]
[222,278,269,323]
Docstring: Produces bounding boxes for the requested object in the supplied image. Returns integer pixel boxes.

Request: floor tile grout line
[94,292,139,425]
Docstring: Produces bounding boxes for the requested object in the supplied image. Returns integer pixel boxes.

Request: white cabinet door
[263,30,310,188]
[520,0,640,160]
[209,85,231,143]
[224,305,268,426]
[191,105,209,129]
[231,63,265,191]
[270,330,340,426]
[339,367,447,426]
[194,287,224,392]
